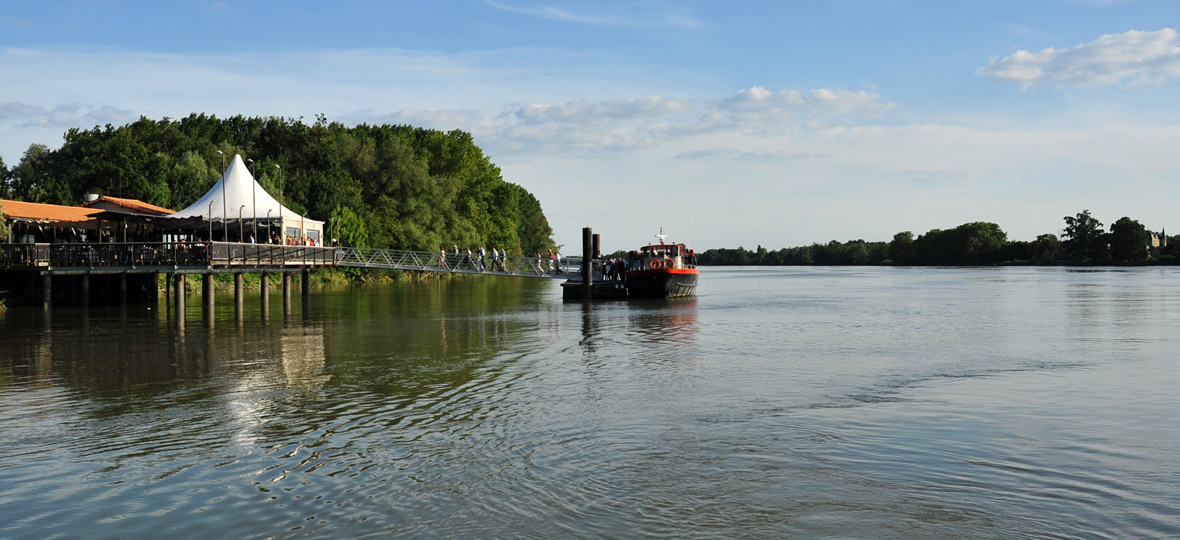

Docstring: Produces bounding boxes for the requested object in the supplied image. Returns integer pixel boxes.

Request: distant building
[1148,228,1167,257]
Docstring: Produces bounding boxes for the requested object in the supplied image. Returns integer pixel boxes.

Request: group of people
[440,245,511,271]
[437,246,568,274]
[536,249,563,274]
[242,233,324,247]
[602,257,628,281]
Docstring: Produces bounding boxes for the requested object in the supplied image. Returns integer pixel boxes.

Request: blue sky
[3,1,1180,249]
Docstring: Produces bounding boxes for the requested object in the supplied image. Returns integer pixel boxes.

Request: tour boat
[624,231,698,298]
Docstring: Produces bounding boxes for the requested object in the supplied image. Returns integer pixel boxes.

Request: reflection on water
[1,269,1178,539]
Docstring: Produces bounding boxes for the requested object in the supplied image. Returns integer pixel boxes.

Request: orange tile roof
[1,199,103,223]
[81,195,175,215]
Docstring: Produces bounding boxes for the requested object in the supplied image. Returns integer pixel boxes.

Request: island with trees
[0,114,555,262]
[698,211,1175,266]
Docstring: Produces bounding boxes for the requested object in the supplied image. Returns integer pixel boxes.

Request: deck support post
[81,274,90,308]
[282,273,292,317]
[301,270,309,298]
[260,272,270,322]
[42,273,52,310]
[150,273,160,308]
[234,273,243,306]
[204,274,214,312]
[582,227,593,300]
[174,273,186,316]
[234,273,244,319]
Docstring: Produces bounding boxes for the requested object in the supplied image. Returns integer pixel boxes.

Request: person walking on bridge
[440,247,448,269]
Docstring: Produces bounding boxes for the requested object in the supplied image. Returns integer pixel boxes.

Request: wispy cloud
[673,148,830,161]
[0,14,33,27]
[0,102,137,128]
[976,28,1180,89]
[474,87,896,155]
[485,0,704,28]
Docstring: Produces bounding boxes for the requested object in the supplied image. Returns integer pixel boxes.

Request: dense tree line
[698,211,1176,266]
[0,114,554,254]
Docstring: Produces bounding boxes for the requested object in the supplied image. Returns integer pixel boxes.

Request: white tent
[168,154,323,243]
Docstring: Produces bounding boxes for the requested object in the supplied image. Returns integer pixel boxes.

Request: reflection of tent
[168,154,323,241]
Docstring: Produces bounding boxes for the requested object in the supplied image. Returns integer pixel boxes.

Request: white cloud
[0,101,137,128]
[1,14,33,27]
[481,87,895,155]
[977,28,1180,88]
[485,0,704,28]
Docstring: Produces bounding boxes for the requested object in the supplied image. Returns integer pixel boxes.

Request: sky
[3,1,1180,250]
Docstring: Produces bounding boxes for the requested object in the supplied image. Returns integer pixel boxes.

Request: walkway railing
[0,242,334,269]
[335,247,584,278]
[1,242,585,279]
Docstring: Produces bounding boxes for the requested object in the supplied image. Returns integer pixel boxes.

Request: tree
[889,231,916,264]
[1062,210,1107,263]
[330,204,369,248]
[913,222,1007,265]
[0,201,9,241]
[1030,234,1061,263]
[1108,216,1149,263]
[0,155,10,199]
[4,114,557,257]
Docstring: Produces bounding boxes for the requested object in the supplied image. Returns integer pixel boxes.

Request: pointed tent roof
[168,154,321,226]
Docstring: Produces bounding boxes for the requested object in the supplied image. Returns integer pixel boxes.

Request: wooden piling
[583,227,593,300]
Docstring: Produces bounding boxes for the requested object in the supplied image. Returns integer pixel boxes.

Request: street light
[239,205,245,242]
[218,150,227,242]
[266,209,273,243]
[207,201,214,241]
[248,158,257,242]
[277,164,283,243]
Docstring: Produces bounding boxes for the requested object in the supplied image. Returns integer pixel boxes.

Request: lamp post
[217,150,227,242]
[277,164,283,243]
[239,205,245,242]
[248,158,257,243]
[207,201,214,241]
[266,209,273,244]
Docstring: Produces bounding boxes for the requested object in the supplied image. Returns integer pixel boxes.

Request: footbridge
[1,241,597,310]
[334,247,584,279]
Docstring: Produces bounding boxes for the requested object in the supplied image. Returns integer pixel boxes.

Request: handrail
[0,242,587,279]
[0,242,334,269]
[333,247,583,278]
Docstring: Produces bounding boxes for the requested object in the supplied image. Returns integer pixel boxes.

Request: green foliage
[0,155,10,199]
[1,114,555,253]
[1109,216,1149,263]
[1030,234,1062,262]
[888,231,916,264]
[330,204,369,248]
[1062,210,1107,263]
[697,240,889,266]
[0,201,9,240]
[914,222,1007,265]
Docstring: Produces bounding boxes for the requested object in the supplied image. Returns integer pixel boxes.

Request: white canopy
[168,154,323,238]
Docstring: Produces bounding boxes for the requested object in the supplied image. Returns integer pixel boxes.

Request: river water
[1,267,1177,539]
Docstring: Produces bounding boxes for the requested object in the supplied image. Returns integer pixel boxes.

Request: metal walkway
[1,242,587,279]
[334,247,583,279]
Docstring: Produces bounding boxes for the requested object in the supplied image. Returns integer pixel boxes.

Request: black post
[592,234,601,260]
[582,227,593,300]
[42,273,52,310]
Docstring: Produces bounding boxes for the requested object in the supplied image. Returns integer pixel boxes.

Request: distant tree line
[0,114,555,255]
[698,211,1177,266]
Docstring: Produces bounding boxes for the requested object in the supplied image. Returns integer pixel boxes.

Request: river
[1,266,1177,538]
